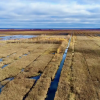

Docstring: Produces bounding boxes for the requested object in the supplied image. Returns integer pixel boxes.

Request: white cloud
[0,0,100,28]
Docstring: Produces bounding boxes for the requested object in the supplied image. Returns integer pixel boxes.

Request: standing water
[0,85,4,94]
[29,74,41,80]
[2,64,9,69]
[0,35,37,40]
[0,59,3,62]
[45,36,72,100]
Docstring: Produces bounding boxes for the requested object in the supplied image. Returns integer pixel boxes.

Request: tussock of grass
[0,35,70,100]
[0,44,59,81]
[25,53,64,100]
[23,54,53,78]
[0,62,4,68]
[57,40,68,53]
[0,79,10,86]
[55,35,100,100]
[0,77,35,100]
[26,77,51,100]
[0,53,41,81]
[6,35,69,44]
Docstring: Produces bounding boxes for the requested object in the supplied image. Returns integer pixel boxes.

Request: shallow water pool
[0,35,37,40]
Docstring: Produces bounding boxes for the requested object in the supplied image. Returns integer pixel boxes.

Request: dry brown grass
[6,35,69,44]
[54,36,73,100]
[23,54,53,77]
[70,35,100,100]
[0,30,72,35]
[26,77,51,100]
[0,30,100,35]
[0,43,29,58]
[0,77,35,100]
[42,53,63,80]
[0,79,10,86]
[25,53,64,100]
[0,63,4,68]
[0,35,70,100]
[17,44,60,78]
[57,40,68,53]
[0,53,41,81]
[0,43,54,68]
[0,43,60,81]
[0,44,41,66]
[73,36,99,100]
[55,35,100,100]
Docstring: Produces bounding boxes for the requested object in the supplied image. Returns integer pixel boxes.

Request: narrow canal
[45,35,72,100]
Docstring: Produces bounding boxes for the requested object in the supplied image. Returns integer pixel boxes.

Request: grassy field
[0,32,100,100]
[0,35,69,100]
[0,29,100,35]
[54,34,100,100]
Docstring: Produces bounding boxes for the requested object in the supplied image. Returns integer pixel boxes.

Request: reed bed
[0,77,35,100]
[25,53,64,100]
[57,40,68,53]
[72,36,99,100]
[21,44,60,77]
[55,35,100,100]
[0,43,29,58]
[0,43,60,81]
[0,63,4,68]
[24,38,69,100]
[23,54,53,78]
[0,44,41,67]
[0,30,72,35]
[6,35,69,44]
[0,53,42,81]
[0,30,100,35]
[0,35,70,100]
[54,36,74,100]
[54,35,100,100]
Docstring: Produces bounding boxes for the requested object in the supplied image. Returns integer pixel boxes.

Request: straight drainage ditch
[45,36,72,100]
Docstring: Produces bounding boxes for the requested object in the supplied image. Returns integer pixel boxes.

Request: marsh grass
[0,43,60,81]
[25,53,64,100]
[55,35,100,100]
[0,53,41,81]
[6,35,69,44]
[0,77,35,100]
[0,35,70,100]
[0,43,42,67]
[57,40,68,53]
[54,37,73,100]
[23,54,53,78]
[0,63,4,68]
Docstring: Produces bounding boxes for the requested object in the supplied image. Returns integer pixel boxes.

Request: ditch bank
[45,36,72,100]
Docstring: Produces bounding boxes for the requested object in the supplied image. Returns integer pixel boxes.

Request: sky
[0,0,100,28]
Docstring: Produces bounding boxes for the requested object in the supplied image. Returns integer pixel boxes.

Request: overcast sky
[0,0,100,28]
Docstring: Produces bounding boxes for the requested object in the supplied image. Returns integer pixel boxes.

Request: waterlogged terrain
[0,35,69,100]
[0,35,37,40]
[0,34,100,100]
[54,35,100,100]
